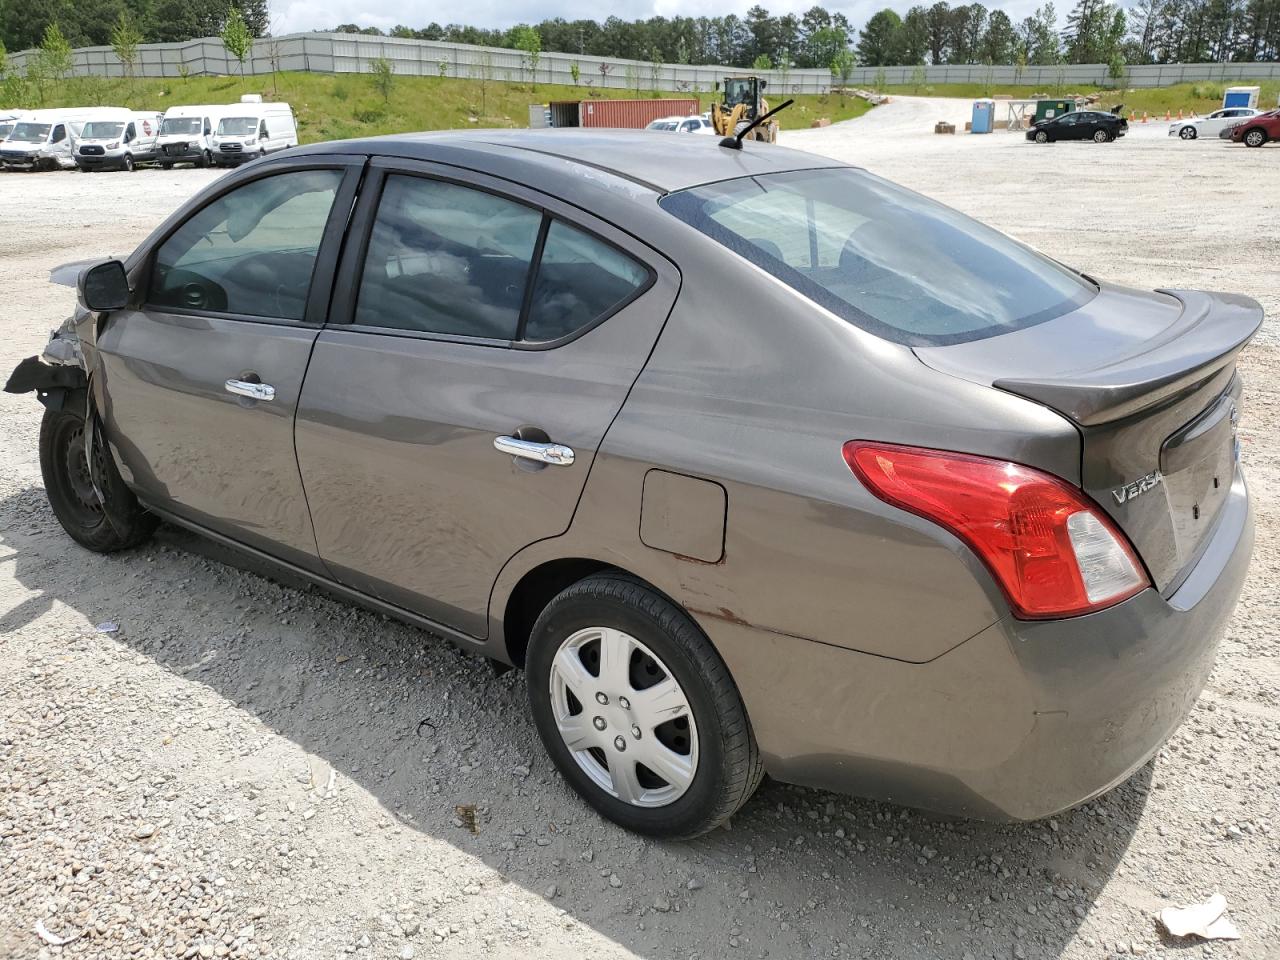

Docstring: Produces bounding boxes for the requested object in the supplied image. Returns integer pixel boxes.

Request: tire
[527,573,763,839]
[160,162,172,170]
[123,153,135,172]
[1244,128,1267,148]
[1179,125,1197,140]
[201,149,213,167]
[39,407,158,553]
[1034,130,1049,143]
[1093,129,1109,143]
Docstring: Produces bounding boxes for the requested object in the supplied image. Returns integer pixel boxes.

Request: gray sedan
[6,131,1259,838]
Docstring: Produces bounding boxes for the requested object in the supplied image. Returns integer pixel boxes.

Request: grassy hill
[21,70,875,143]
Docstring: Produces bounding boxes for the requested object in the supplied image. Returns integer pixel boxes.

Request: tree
[857,9,903,65]
[830,47,855,95]
[569,60,580,84]
[752,52,773,68]
[34,21,73,95]
[221,6,252,79]
[926,2,952,62]
[370,55,393,102]
[109,10,142,82]
[511,24,541,87]
[900,6,931,62]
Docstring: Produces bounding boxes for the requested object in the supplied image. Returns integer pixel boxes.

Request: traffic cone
[1177,108,1183,119]
[1142,111,1148,123]
[1129,110,1135,121]
[1165,109,1171,120]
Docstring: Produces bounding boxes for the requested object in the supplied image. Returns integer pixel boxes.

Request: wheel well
[502,558,614,668]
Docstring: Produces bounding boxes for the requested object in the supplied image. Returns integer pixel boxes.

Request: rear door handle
[494,435,575,466]
[225,378,275,402]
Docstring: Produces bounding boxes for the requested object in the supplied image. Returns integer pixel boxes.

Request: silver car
[7,131,1259,838]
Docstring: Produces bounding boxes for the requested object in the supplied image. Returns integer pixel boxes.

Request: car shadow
[0,486,1156,959]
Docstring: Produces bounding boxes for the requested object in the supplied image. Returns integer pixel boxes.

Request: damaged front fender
[4,355,88,414]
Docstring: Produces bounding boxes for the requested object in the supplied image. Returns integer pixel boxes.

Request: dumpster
[1034,99,1075,123]
[971,98,995,133]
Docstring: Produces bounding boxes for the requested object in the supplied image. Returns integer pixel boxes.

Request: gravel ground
[2,104,1278,960]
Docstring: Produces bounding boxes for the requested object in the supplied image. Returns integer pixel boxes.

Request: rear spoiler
[995,290,1263,426]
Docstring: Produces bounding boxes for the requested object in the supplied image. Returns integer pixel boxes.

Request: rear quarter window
[660,168,1095,346]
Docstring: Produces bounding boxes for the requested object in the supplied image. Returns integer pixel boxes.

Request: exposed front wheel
[1179,126,1197,140]
[40,408,158,553]
[201,149,213,167]
[1244,129,1267,148]
[1034,130,1049,143]
[123,154,135,172]
[527,574,762,838]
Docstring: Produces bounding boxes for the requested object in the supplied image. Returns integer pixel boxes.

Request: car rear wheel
[1179,126,1197,140]
[527,573,762,838]
[1034,130,1049,144]
[1244,128,1267,148]
[1093,129,1109,143]
[40,408,158,553]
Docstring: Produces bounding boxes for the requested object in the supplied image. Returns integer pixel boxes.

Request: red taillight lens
[843,441,1149,620]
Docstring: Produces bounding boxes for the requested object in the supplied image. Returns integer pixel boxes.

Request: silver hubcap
[1247,132,1262,146]
[549,626,698,808]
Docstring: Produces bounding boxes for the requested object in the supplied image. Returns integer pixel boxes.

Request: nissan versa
[6,132,1258,839]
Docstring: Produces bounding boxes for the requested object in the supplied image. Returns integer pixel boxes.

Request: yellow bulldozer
[711,76,779,144]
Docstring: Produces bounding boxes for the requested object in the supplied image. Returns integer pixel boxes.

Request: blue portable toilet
[971,98,995,134]
[1223,86,1259,109]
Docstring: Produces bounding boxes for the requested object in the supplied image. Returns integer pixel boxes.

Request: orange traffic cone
[1129,110,1135,121]
[1164,109,1171,120]
[1142,111,1148,123]
[1177,108,1183,119]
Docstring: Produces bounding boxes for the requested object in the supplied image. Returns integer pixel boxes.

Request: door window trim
[136,155,366,328]
[328,158,658,351]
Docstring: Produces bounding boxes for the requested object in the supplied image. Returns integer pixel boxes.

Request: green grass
[884,80,1280,118]
[22,70,874,143]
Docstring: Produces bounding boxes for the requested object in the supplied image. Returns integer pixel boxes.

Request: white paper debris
[35,919,81,946]
[95,621,120,633]
[1158,894,1241,941]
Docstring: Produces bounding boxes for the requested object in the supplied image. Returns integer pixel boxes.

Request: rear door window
[660,168,1095,346]
[355,175,541,339]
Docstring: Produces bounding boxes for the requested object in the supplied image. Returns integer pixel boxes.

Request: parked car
[156,104,237,168]
[7,131,1258,839]
[1027,110,1127,143]
[209,102,297,166]
[0,107,128,170]
[1230,108,1280,147]
[1169,107,1260,140]
[645,115,715,134]
[74,111,164,172]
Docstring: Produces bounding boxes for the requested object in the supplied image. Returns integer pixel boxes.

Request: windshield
[647,121,678,130]
[81,121,125,139]
[161,116,203,135]
[217,117,258,136]
[10,122,51,142]
[661,168,1095,346]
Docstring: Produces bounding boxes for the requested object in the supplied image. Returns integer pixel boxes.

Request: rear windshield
[660,168,1095,346]
[162,117,203,135]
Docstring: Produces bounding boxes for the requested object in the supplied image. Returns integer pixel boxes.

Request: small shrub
[1190,83,1223,101]
[370,56,394,103]
[353,105,386,123]
[332,77,350,101]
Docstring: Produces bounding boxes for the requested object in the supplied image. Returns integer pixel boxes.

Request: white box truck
[210,101,298,166]
[73,110,165,172]
[156,104,236,168]
[0,107,128,171]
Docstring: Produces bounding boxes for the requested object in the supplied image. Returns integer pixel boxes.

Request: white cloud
[273,0,1054,41]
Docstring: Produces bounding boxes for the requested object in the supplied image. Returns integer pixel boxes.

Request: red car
[1231,108,1280,147]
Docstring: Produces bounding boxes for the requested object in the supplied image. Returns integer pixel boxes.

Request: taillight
[842,442,1149,620]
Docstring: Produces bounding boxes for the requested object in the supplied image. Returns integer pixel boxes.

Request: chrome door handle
[494,435,575,466]
[224,378,275,402]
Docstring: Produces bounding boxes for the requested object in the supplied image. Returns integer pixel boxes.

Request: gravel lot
[2,101,1278,960]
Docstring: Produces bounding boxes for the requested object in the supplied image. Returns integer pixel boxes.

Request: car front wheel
[1093,129,1109,143]
[1179,126,1197,140]
[1244,128,1267,148]
[527,573,763,838]
[123,154,135,172]
[1034,130,1049,143]
[40,407,158,553]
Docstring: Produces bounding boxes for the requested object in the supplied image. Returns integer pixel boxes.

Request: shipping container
[547,99,701,129]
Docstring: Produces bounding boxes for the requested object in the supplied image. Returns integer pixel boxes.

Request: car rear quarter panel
[493,224,1083,664]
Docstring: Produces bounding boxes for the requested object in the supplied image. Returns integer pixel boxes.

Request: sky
[271,0,1052,40]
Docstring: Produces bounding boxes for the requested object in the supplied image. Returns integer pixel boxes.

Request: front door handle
[225,378,275,402]
[494,435,575,466]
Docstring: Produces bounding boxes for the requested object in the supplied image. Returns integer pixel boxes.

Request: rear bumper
[708,468,1252,820]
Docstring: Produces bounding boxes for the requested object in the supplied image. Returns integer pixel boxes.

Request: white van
[0,112,22,141]
[210,101,298,166]
[74,110,164,172]
[0,107,128,171]
[156,104,236,168]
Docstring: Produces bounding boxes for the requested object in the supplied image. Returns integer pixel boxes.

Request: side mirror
[79,260,130,312]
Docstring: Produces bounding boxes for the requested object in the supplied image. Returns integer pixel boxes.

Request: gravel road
[2,104,1278,960]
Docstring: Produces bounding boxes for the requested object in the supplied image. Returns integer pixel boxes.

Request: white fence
[8,31,1280,93]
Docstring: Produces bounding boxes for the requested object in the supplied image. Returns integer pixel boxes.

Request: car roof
[289,129,842,193]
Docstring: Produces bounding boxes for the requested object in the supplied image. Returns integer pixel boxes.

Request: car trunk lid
[914,283,1261,592]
